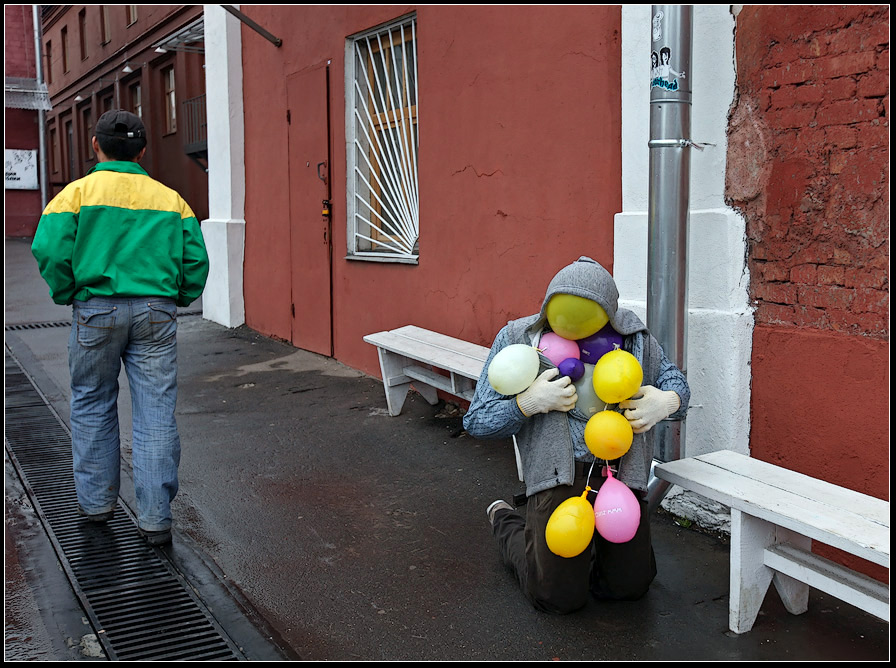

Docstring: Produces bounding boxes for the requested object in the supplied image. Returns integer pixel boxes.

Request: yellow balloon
[584,409,633,460]
[545,491,595,558]
[592,348,643,404]
[545,294,608,341]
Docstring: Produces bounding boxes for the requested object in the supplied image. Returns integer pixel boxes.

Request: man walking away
[32,109,210,546]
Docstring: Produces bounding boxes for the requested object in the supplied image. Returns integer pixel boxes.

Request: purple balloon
[577,323,623,363]
[558,357,585,382]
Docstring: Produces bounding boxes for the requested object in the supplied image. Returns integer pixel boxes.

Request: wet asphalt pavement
[4,237,890,661]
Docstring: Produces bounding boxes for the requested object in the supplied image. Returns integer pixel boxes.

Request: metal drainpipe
[33,4,49,209]
[645,5,692,514]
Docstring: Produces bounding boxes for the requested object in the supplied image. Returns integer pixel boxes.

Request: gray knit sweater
[463,257,689,494]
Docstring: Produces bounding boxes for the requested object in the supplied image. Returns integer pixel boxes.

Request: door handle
[317,161,328,184]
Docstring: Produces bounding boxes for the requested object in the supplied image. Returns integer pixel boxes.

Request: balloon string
[585,459,596,488]
[585,459,618,494]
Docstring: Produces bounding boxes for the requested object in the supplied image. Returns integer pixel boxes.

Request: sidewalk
[4,237,890,661]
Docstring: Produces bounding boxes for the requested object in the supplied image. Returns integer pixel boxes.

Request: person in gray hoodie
[463,256,689,614]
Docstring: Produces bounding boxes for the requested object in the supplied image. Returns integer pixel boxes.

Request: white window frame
[345,14,419,264]
[163,66,176,133]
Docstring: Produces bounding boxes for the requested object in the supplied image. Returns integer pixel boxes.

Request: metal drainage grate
[4,350,245,661]
[5,320,72,331]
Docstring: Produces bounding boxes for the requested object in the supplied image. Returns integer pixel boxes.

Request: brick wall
[4,5,36,78]
[727,5,889,339]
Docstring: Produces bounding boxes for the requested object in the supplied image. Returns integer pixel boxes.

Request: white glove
[516,368,577,417]
[619,385,680,433]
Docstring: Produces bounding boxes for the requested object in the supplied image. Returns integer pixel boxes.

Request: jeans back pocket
[76,305,118,348]
[148,302,177,342]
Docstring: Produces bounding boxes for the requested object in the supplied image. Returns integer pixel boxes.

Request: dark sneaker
[139,528,172,546]
[486,500,514,526]
[78,506,114,523]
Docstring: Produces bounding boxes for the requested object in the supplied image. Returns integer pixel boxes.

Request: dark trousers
[491,461,656,614]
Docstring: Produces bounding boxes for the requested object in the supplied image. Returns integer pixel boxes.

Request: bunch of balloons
[544,468,642,557]
[485,292,646,553]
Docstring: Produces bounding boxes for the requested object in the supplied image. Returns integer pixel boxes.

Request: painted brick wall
[727,5,889,339]
[727,5,888,582]
[4,5,36,78]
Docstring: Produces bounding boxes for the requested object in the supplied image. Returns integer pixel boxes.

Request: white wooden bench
[363,325,490,417]
[363,325,526,480]
[654,450,889,634]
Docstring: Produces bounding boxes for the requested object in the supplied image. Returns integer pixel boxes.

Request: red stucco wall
[240,6,623,374]
[728,5,888,580]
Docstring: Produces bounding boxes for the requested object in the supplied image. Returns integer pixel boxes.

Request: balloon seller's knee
[593,568,656,601]
[530,590,589,615]
[533,599,587,615]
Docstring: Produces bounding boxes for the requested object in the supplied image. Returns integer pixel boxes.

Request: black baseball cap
[95,109,146,139]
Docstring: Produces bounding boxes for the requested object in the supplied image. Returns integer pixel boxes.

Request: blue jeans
[69,297,180,532]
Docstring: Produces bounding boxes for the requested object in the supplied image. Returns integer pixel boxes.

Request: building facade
[37,4,208,222]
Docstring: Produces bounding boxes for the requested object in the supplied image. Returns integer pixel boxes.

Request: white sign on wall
[5,149,39,190]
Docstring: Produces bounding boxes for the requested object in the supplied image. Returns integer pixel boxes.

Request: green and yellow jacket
[31,161,209,307]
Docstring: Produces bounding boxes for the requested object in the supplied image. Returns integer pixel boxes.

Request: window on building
[163,67,176,133]
[100,6,110,44]
[78,9,87,60]
[61,26,69,73]
[81,106,93,163]
[126,5,138,26]
[347,15,419,261]
[65,119,74,181]
[45,40,53,84]
[130,82,142,118]
[101,94,113,113]
[50,126,59,174]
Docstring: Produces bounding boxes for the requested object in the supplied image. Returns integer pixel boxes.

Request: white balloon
[572,363,607,416]
[487,344,540,395]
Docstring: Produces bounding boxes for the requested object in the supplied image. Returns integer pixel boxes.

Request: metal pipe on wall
[645,5,692,514]
[33,4,49,208]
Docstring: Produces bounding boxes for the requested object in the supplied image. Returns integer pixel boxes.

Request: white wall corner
[200,219,246,328]
[201,5,246,328]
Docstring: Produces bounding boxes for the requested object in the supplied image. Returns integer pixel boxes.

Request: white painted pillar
[200,5,246,328]
[617,6,753,529]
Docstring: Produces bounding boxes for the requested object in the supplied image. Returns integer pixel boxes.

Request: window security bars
[349,17,419,260]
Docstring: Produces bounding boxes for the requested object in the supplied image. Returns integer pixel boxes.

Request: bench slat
[699,450,890,528]
[656,452,888,567]
[391,325,491,362]
[764,543,889,621]
[363,329,487,380]
[402,365,476,401]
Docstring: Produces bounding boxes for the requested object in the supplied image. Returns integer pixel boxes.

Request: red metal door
[287,65,332,356]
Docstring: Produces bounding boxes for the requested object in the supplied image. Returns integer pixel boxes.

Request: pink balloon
[593,468,641,543]
[540,332,580,367]
[577,323,624,364]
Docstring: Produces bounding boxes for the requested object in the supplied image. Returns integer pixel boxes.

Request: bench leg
[770,529,810,616]
[414,382,439,406]
[730,510,811,633]
[730,509,775,633]
[375,348,412,416]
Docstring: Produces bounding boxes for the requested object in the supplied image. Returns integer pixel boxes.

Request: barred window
[347,15,419,262]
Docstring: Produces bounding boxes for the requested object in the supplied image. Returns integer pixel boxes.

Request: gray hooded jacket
[463,257,689,494]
